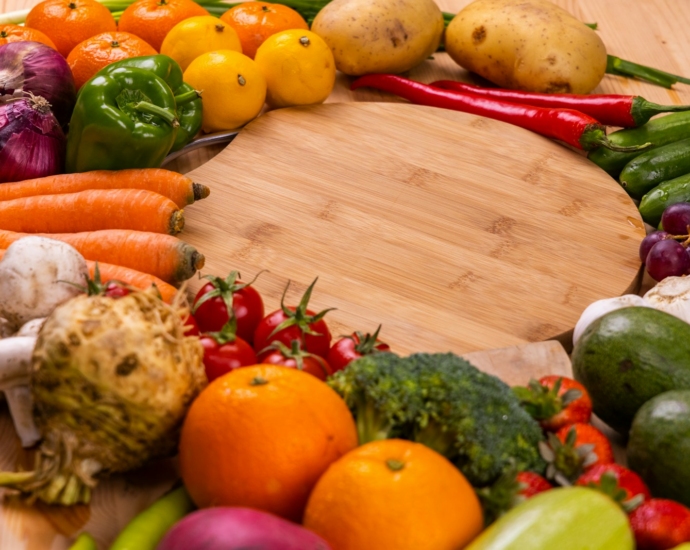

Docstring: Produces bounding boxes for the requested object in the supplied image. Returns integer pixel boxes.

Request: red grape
[661,202,690,235]
[639,231,670,263]
[646,239,690,281]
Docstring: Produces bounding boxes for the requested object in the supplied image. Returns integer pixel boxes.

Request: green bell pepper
[66,66,179,173]
[96,55,203,152]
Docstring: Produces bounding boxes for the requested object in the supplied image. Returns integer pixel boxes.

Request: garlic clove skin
[573,295,651,346]
[644,276,690,325]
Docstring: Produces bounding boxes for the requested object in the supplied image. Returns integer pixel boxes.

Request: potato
[445,0,607,94]
[311,0,444,76]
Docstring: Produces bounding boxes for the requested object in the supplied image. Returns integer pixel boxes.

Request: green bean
[109,486,195,550]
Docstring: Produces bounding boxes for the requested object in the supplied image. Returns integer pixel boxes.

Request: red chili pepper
[431,80,690,128]
[350,74,649,152]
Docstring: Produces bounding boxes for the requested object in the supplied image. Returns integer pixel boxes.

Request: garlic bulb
[573,295,650,346]
[644,276,690,325]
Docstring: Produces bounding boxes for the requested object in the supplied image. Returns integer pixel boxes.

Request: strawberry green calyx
[513,378,582,421]
[540,429,596,486]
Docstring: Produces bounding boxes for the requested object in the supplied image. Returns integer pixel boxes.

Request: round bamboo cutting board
[182,102,645,355]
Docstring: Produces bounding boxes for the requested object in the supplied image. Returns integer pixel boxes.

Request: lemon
[184,50,267,132]
[254,29,336,109]
[161,16,242,72]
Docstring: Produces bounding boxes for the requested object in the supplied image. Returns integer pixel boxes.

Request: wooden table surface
[0,0,686,547]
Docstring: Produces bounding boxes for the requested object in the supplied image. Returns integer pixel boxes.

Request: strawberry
[540,423,614,485]
[516,471,553,498]
[513,375,592,432]
[629,499,690,550]
[477,466,552,524]
[576,463,650,512]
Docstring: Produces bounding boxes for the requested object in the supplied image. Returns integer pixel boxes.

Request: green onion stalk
[0,0,686,89]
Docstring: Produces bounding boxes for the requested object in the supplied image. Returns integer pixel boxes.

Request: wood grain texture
[184,102,643,354]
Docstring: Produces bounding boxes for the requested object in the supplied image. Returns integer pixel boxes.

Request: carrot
[87,261,178,303]
[0,190,184,235]
[0,170,210,208]
[0,230,204,284]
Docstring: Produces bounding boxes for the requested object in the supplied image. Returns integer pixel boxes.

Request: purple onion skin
[0,41,76,129]
[156,507,332,550]
[0,97,65,183]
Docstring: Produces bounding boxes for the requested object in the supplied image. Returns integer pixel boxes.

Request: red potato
[156,507,332,550]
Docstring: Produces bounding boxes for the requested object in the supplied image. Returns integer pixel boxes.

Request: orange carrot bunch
[0,169,210,292]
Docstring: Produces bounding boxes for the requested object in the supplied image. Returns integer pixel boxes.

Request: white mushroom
[0,336,41,447]
[0,237,88,330]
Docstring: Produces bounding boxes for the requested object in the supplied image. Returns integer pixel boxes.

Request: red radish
[156,507,332,550]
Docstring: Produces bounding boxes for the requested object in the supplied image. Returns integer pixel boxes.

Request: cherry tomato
[254,308,332,360]
[262,347,332,381]
[327,327,390,373]
[103,282,131,299]
[182,313,200,337]
[192,271,264,344]
[200,335,257,383]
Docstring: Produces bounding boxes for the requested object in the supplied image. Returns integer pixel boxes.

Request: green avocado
[572,307,690,435]
[628,390,690,506]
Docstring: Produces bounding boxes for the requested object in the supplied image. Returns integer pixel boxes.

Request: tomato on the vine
[183,313,200,337]
[192,271,264,343]
[200,320,257,382]
[261,340,332,381]
[253,278,333,360]
[327,326,390,373]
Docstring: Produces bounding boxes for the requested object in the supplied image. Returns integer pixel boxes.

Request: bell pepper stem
[174,89,202,107]
[132,101,179,127]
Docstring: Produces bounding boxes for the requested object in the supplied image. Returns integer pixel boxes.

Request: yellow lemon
[254,29,336,109]
[184,50,266,132]
[161,16,242,72]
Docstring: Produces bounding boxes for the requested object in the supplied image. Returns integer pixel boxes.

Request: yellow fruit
[184,50,266,132]
[254,29,335,109]
[160,16,242,72]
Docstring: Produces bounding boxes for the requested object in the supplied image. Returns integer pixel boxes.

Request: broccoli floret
[328,352,546,487]
[328,352,422,444]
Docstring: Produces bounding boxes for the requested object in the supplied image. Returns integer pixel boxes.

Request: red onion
[0,41,76,129]
[0,94,65,183]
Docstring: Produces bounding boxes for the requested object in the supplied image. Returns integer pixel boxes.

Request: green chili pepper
[96,55,203,152]
[66,66,179,172]
[109,486,195,550]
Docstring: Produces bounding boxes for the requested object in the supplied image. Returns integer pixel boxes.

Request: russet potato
[445,0,607,94]
[311,0,444,77]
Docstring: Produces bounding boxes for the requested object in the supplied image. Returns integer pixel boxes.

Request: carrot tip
[171,211,185,234]
[192,252,205,271]
[192,183,211,201]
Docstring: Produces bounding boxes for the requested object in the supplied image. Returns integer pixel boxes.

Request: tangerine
[304,439,484,550]
[178,365,358,522]
[160,15,242,72]
[183,50,267,132]
[254,29,335,108]
[67,32,156,89]
[25,0,116,57]
[118,0,209,52]
[0,25,56,49]
[219,1,308,59]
